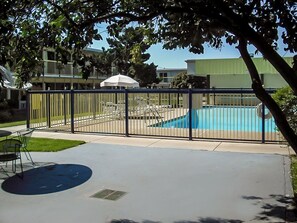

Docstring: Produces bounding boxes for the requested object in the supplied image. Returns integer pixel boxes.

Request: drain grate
[91,189,126,201]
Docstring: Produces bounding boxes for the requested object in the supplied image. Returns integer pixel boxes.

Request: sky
[145,43,242,69]
[91,35,294,69]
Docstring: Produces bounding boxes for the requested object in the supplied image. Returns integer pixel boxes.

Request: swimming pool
[155,106,277,132]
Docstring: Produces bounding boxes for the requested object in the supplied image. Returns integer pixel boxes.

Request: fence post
[26,90,30,129]
[92,91,96,120]
[46,91,51,128]
[70,89,75,133]
[212,87,216,105]
[240,90,243,106]
[261,102,266,143]
[63,90,67,125]
[188,89,193,140]
[125,89,129,137]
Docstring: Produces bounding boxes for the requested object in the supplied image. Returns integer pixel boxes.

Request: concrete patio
[0,127,296,222]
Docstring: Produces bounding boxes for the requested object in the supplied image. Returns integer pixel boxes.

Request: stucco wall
[188,57,293,89]
[210,74,252,88]
[263,73,287,88]
[209,73,288,89]
[186,61,196,75]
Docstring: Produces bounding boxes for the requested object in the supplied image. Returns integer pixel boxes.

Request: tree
[129,63,158,87]
[93,49,115,77]
[104,26,159,87]
[0,0,296,151]
[171,71,207,89]
[106,27,148,75]
[0,0,106,85]
[0,0,44,86]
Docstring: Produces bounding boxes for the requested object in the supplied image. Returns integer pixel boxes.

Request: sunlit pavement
[0,126,296,222]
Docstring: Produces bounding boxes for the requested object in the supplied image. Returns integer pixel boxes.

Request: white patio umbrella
[0,65,32,90]
[0,65,13,84]
[3,80,32,90]
[100,74,139,88]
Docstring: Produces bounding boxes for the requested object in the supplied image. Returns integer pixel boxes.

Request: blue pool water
[156,107,277,132]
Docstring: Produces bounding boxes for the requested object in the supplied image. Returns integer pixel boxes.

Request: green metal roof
[195,57,293,75]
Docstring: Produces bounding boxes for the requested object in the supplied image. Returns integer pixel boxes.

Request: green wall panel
[195,57,293,75]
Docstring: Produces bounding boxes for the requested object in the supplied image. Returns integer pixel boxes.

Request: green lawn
[27,137,85,152]
[0,121,26,128]
[0,120,85,151]
[0,136,85,152]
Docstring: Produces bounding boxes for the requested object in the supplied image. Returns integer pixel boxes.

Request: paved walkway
[0,126,296,222]
[2,125,295,156]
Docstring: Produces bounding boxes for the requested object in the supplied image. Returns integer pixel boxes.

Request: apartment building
[186,57,294,89]
[156,68,186,88]
[32,48,104,90]
[1,48,106,109]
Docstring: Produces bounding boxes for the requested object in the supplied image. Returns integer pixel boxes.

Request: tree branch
[212,1,297,94]
[43,0,78,28]
[79,10,161,29]
[238,38,297,152]
[244,26,297,95]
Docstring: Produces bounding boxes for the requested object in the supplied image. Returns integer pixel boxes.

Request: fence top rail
[27,88,276,95]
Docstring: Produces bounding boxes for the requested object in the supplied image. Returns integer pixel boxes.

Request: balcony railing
[44,60,100,78]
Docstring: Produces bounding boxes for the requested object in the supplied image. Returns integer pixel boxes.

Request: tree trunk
[243,26,297,95]
[238,39,297,153]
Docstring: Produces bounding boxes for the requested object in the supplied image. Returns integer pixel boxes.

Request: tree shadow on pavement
[109,194,297,223]
[175,219,243,223]
[242,194,296,222]
[110,218,243,223]
[1,163,92,195]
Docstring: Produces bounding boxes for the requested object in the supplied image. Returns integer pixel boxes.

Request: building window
[47,51,55,61]
[159,72,168,82]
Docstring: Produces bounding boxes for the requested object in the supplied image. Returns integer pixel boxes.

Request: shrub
[171,71,207,89]
[0,100,14,123]
[272,86,297,134]
[6,99,19,108]
[0,110,13,122]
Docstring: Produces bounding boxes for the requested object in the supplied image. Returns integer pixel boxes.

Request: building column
[6,89,11,100]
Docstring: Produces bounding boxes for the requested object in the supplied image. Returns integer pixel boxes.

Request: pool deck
[28,106,282,142]
[2,125,293,156]
[0,126,296,223]
[30,128,294,156]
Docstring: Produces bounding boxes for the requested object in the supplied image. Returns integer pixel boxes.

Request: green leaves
[50,15,66,28]
[1,0,296,86]
[272,86,297,134]
[171,72,207,89]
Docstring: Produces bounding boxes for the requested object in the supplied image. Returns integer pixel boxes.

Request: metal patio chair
[16,128,35,165]
[0,138,23,178]
[102,101,125,119]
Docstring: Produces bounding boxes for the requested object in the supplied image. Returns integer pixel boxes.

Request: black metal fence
[26,88,283,143]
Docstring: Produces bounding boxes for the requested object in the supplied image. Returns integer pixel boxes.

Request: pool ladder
[144,106,164,124]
